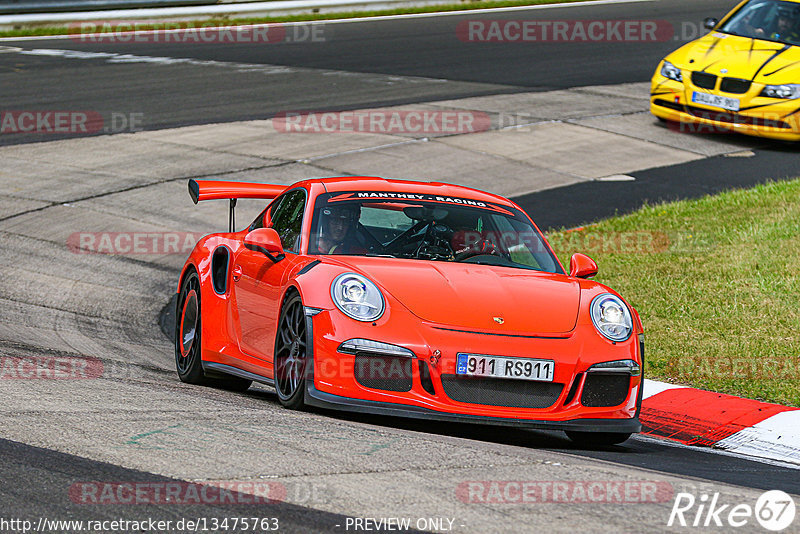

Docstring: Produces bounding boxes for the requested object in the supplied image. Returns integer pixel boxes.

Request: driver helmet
[322,204,361,225]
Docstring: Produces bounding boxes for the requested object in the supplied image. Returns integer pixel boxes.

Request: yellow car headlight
[760,84,800,99]
[660,60,683,83]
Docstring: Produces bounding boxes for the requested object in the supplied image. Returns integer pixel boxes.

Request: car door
[233,189,307,364]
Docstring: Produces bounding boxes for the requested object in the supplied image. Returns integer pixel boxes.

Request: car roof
[301,176,517,208]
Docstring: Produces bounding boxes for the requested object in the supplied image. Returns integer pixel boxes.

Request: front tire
[274,292,309,410]
[565,431,632,447]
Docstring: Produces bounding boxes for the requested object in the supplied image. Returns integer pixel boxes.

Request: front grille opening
[686,107,791,129]
[691,71,717,90]
[354,354,412,392]
[418,361,436,396]
[653,100,792,130]
[440,375,563,409]
[581,373,630,407]
[653,99,685,112]
[563,373,583,405]
[720,77,751,94]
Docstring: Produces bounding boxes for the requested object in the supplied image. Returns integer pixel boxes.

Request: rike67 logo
[668,490,796,531]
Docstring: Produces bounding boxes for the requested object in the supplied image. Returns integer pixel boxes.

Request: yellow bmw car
[651,0,800,141]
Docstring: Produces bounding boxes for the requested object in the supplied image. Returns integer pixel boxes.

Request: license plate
[692,91,740,111]
[456,353,554,382]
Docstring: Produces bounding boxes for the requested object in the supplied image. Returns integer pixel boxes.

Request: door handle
[232,265,242,282]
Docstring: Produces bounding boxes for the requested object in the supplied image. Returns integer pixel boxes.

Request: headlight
[660,60,683,83]
[590,293,633,342]
[760,84,800,99]
[331,273,385,322]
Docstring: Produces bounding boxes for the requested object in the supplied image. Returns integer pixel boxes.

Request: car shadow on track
[239,386,638,454]
[206,379,800,494]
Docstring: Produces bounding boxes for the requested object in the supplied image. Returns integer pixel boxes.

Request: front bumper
[304,308,642,430]
[305,384,641,433]
[650,76,800,141]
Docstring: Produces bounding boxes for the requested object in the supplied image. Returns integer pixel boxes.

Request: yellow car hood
[666,32,800,83]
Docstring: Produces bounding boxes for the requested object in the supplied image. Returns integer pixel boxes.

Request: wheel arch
[281,283,303,306]
[177,262,199,294]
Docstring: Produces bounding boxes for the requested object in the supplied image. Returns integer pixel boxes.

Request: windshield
[719,0,800,45]
[309,191,563,274]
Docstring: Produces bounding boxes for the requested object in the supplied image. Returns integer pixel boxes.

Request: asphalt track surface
[517,144,800,230]
[2,0,800,531]
[0,438,358,532]
[1,0,739,144]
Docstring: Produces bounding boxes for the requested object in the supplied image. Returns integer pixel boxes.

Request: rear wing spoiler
[188,179,286,232]
[188,179,285,203]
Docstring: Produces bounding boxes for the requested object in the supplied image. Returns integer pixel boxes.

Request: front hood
[668,32,800,83]
[332,257,580,335]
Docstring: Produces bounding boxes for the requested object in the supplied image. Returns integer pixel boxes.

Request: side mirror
[244,228,284,262]
[569,253,598,279]
[704,17,718,31]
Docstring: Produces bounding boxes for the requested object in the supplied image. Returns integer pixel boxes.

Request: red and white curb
[641,379,800,465]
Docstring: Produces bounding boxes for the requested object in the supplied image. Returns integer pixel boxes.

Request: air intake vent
[563,373,583,405]
[440,375,563,408]
[418,361,436,395]
[354,355,412,392]
[653,99,685,112]
[691,71,717,90]
[686,106,791,128]
[211,247,229,294]
[581,374,630,407]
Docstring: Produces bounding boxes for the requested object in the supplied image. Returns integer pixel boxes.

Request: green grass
[0,0,591,38]
[546,179,800,406]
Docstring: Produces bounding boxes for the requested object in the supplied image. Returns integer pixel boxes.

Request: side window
[249,205,271,232]
[268,190,306,253]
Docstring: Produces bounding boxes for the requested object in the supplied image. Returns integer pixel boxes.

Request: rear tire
[175,268,252,392]
[274,292,309,410]
[565,431,632,447]
[175,270,207,385]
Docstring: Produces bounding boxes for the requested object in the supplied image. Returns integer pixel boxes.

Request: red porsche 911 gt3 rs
[175,176,643,446]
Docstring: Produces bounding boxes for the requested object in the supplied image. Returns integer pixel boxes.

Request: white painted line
[642,378,686,400]
[12,47,448,85]
[597,174,635,181]
[715,410,800,466]
[634,433,800,471]
[0,0,658,41]
[17,47,291,70]
[723,150,756,158]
